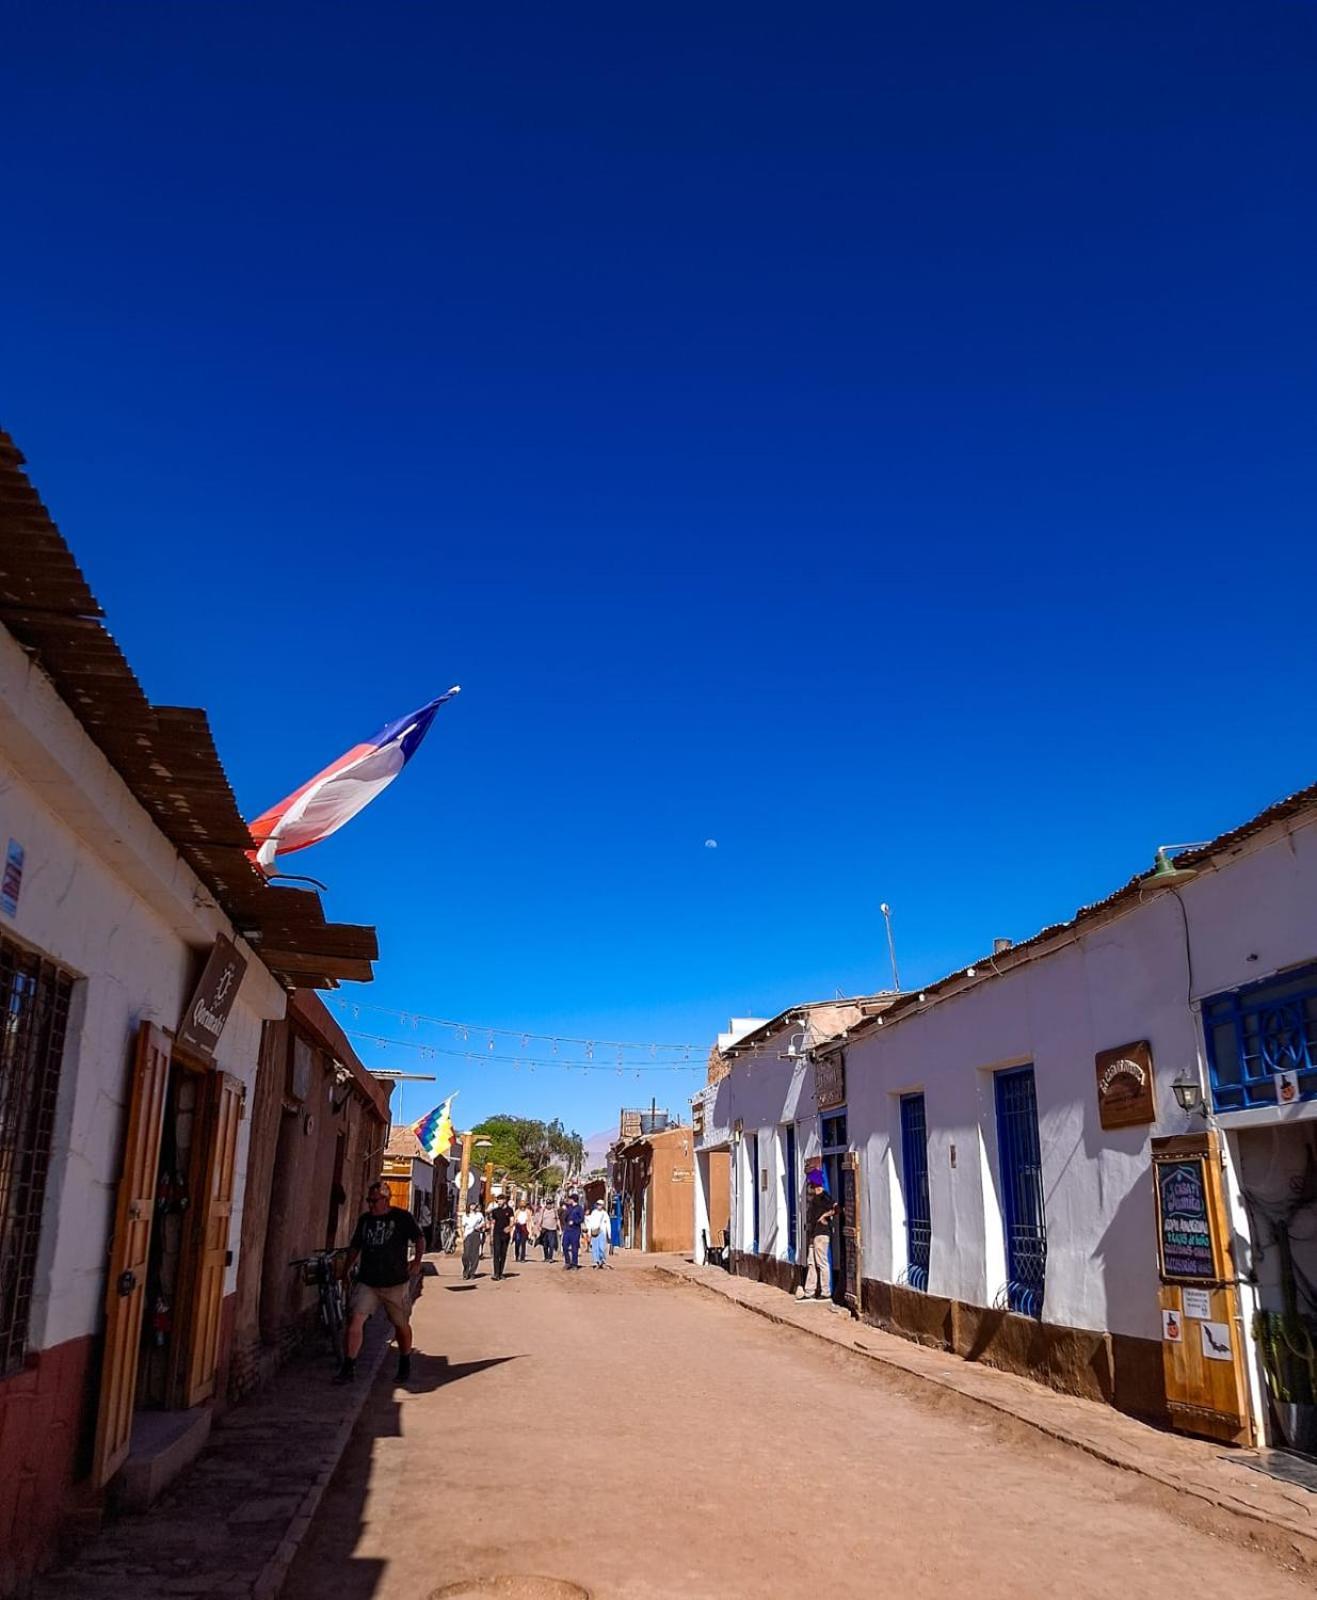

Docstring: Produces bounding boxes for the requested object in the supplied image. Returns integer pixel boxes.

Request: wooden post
[455,1130,474,1230]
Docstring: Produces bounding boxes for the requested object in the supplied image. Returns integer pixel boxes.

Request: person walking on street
[336,1182,423,1384]
[461,1201,485,1279]
[561,1192,585,1270]
[796,1169,837,1302]
[587,1199,611,1268]
[513,1201,532,1263]
[489,1194,515,1280]
[538,1200,560,1261]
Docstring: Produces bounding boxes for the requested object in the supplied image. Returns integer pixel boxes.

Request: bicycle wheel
[320,1275,345,1362]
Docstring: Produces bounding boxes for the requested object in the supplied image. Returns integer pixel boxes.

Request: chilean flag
[248,689,460,873]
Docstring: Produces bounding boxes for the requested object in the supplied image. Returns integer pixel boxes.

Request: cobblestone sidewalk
[658,1258,1317,1571]
[36,1312,392,1600]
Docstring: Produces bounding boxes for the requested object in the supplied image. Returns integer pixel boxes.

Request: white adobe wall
[0,627,286,1356]
[705,809,1317,1352]
[846,811,1317,1344]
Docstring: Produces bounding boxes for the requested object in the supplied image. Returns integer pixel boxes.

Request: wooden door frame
[168,1061,242,1409]
[164,1047,215,1408]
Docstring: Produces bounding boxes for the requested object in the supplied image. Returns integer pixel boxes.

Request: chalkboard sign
[1156,1159,1218,1281]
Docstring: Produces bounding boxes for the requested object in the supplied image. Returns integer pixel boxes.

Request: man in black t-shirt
[795,1169,837,1302]
[336,1181,424,1384]
[488,1196,515,1280]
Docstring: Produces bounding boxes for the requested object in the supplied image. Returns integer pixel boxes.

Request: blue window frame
[784,1124,798,1264]
[747,1134,760,1254]
[994,1067,1047,1318]
[899,1093,931,1291]
[1204,962,1317,1112]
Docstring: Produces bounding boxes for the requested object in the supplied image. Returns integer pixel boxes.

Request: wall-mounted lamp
[1140,843,1208,893]
[330,1060,354,1115]
[1171,1071,1209,1118]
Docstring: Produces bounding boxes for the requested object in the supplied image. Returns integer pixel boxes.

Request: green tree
[470,1114,585,1188]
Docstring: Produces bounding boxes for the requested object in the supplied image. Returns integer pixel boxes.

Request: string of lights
[330,996,698,1057]
[344,1027,704,1076]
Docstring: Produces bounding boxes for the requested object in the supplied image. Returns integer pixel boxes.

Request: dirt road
[284,1249,1309,1600]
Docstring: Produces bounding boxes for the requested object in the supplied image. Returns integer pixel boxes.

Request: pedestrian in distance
[336,1181,424,1385]
[796,1169,837,1303]
[538,1199,560,1261]
[513,1200,532,1263]
[489,1193,515,1280]
[461,1201,485,1279]
[561,1192,585,1270]
[587,1199,611,1268]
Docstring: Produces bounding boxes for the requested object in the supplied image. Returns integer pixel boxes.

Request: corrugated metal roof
[0,430,377,990]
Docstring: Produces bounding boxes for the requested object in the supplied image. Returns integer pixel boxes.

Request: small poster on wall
[1275,1070,1300,1106]
[1201,1321,1233,1362]
[1162,1309,1183,1343]
[1182,1287,1212,1320]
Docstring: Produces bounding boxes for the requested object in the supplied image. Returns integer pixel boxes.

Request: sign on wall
[815,1050,846,1111]
[1154,1157,1219,1281]
[1094,1039,1156,1129]
[1,838,24,918]
[178,934,248,1061]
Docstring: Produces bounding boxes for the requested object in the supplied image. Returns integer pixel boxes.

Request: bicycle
[438,1216,458,1255]
[290,1248,349,1360]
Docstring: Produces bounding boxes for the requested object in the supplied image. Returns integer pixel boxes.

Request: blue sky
[4,4,1316,1137]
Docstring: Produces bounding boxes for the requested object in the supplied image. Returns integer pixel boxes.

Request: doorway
[135,1060,202,1409]
[821,1109,849,1304]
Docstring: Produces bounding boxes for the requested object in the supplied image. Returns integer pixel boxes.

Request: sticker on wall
[1,839,23,918]
[1162,1309,1183,1343]
[1275,1070,1301,1107]
[1200,1321,1233,1361]
[1182,1287,1212,1320]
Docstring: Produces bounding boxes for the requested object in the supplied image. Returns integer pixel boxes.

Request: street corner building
[692,793,1317,1454]
[609,1109,696,1255]
[0,433,386,1595]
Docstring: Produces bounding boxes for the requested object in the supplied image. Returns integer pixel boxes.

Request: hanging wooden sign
[815,1050,846,1111]
[178,934,247,1062]
[1095,1040,1156,1129]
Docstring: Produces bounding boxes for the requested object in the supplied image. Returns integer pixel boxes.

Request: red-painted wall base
[0,1333,95,1597]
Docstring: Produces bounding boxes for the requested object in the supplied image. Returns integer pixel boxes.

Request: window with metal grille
[994,1066,1047,1319]
[899,1093,931,1291]
[0,935,74,1375]
[1204,963,1317,1112]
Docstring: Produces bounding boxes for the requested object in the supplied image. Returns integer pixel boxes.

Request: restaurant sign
[178,934,248,1061]
[1095,1040,1156,1129]
[815,1050,846,1111]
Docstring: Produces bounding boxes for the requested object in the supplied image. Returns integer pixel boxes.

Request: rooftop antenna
[880,902,902,993]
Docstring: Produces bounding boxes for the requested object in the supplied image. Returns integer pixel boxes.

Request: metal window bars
[0,936,74,1375]
[1204,964,1317,1112]
[899,1093,931,1292]
[994,1066,1047,1319]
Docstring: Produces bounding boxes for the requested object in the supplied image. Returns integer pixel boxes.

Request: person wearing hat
[561,1192,585,1270]
[796,1169,837,1302]
[586,1199,611,1268]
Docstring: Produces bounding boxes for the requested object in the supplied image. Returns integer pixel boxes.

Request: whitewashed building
[0,433,377,1592]
[693,785,1317,1447]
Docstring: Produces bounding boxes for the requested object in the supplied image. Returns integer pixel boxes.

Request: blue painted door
[784,1125,798,1263]
[747,1134,759,1254]
[899,1093,931,1291]
[994,1067,1047,1317]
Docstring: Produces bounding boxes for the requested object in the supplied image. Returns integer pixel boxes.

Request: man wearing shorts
[337,1181,424,1384]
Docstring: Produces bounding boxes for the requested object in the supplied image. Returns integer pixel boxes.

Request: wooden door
[92,1023,172,1488]
[841,1152,862,1314]
[178,1071,243,1407]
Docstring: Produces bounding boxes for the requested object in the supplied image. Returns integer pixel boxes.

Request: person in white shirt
[586,1200,611,1269]
[513,1203,533,1264]
[461,1202,485,1280]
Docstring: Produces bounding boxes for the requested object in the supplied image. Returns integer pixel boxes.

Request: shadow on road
[406,1352,522,1392]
